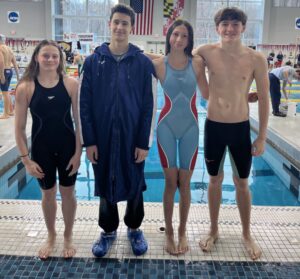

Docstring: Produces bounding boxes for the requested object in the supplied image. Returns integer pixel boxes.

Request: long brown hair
[165,19,194,57]
[20,40,65,82]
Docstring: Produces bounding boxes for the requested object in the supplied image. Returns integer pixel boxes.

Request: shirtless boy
[193,7,269,260]
[0,34,19,118]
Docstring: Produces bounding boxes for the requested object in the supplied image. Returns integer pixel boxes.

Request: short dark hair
[165,19,194,57]
[110,3,135,26]
[214,7,247,26]
[285,60,292,66]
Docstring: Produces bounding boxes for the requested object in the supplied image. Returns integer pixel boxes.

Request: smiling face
[36,45,61,72]
[216,19,245,42]
[169,24,189,52]
[165,19,194,56]
[109,12,133,43]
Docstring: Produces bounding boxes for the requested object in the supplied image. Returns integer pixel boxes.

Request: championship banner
[163,0,184,36]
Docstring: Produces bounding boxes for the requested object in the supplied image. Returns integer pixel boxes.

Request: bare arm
[0,51,4,83]
[152,57,165,83]
[192,56,209,100]
[72,55,79,65]
[10,48,19,81]
[281,80,288,100]
[64,76,82,175]
[281,69,292,100]
[192,47,200,57]
[144,52,163,61]
[192,45,206,58]
[252,52,269,156]
[15,81,45,178]
[15,82,30,157]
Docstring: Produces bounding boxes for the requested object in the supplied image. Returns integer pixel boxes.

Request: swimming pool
[11,84,300,206]
[18,144,300,206]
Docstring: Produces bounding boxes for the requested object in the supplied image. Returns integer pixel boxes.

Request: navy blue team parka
[80,43,154,204]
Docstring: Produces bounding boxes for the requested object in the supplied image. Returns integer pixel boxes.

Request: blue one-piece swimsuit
[157,56,199,170]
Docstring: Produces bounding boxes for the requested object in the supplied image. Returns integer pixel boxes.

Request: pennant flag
[163,0,185,36]
[164,0,173,18]
[132,0,154,35]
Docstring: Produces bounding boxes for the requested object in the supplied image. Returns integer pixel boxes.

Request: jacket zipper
[112,61,120,202]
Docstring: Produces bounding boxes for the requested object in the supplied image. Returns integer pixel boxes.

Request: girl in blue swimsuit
[150,20,208,255]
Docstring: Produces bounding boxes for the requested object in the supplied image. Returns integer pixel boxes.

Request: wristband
[20,153,29,158]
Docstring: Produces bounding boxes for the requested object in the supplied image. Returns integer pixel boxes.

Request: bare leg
[200,173,223,252]
[8,92,14,115]
[233,176,262,260]
[59,185,77,258]
[0,92,10,119]
[177,169,193,254]
[39,186,57,259]
[163,167,179,255]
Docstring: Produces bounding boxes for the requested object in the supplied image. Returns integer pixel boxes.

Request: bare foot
[242,236,262,260]
[8,112,14,116]
[0,114,9,119]
[199,232,219,252]
[63,237,76,258]
[38,235,56,260]
[177,234,189,254]
[165,234,178,255]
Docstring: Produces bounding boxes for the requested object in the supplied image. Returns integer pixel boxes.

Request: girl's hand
[66,154,81,176]
[23,159,45,179]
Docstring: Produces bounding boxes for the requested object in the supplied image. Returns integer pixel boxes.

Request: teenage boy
[193,7,269,260]
[80,3,155,257]
[0,34,20,119]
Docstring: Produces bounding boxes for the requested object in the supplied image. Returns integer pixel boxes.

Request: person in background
[285,60,292,66]
[193,7,269,260]
[72,50,84,77]
[269,65,300,117]
[275,50,284,68]
[297,53,300,67]
[0,51,4,85]
[0,34,20,119]
[267,50,275,70]
[145,19,208,255]
[80,3,155,258]
[15,40,82,259]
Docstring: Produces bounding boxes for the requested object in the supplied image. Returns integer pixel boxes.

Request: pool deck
[0,201,299,278]
[0,105,300,278]
[250,102,300,169]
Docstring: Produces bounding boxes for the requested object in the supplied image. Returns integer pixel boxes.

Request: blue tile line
[0,255,299,279]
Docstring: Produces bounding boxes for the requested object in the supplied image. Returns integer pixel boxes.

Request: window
[195,0,264,46]
[273,0,300,7]
[52,0,117,47]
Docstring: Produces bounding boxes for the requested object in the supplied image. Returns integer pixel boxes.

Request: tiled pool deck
[0,200,299,278]
[1,92,300,277]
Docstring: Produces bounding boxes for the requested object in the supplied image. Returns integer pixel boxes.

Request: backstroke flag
[131,0,154,35]
[163,0,184,36]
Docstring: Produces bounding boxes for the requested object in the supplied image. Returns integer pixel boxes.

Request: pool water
[15,84,300,206]
[19,130,300,206]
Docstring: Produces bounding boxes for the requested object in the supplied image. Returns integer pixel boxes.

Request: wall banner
[8,11,20,23]
[295,18,300,29]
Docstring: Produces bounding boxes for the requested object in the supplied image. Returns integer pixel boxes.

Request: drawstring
[127,59,132,80]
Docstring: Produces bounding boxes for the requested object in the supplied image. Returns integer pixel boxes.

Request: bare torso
[198,43,258,123]
[0,45,14,69]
